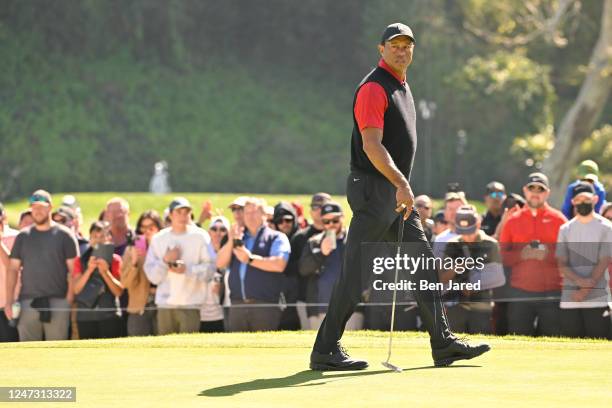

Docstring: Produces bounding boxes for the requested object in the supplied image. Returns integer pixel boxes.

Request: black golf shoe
[310,345,369,371]
[432,338,491,367]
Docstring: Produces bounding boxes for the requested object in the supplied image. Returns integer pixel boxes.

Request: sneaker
[432,338,490,367]
[310,345,369,371]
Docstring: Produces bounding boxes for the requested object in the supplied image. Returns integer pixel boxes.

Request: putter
[382,207,406,373]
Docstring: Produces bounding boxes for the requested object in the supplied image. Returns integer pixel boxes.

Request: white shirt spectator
[144,225,216,308]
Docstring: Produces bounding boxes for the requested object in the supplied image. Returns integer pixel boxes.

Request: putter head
[382,361,403,373]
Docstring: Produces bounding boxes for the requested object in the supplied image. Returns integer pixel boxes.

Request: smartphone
[134,235,147,257]
[326,229,337,251]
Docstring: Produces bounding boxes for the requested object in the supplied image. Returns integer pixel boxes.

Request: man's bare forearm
[590,257,610,283]
[0,242,9,270]
[5,260,20,306]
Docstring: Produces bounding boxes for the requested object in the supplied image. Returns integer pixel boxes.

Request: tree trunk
[543,0,612,206]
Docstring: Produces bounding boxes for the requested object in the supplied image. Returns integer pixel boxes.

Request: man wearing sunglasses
[299,202,364,331]
[5,190,79,341]
[500,173,567,336]
[481,181,506,237]
[288,193,332,329]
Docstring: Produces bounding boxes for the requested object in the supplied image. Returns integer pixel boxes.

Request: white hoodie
[144,225,216,308]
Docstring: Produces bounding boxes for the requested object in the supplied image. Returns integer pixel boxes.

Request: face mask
[575,202,593,216]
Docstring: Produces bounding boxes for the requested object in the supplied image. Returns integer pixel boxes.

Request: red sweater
[499,203,567,292]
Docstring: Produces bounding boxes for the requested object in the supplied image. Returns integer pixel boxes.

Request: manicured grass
[0,331,609,407]
[2,192,474,233]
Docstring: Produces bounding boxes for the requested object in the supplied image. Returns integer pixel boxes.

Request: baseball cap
[53,206,75,222]
[454,206,478,235]
[581,173,598,183]
[264,205,274,217]
[228,196,248,209]
[61,195,79,209]
[433,210,446,224]
[381,23,415,44]
[29,189,52,206]
[168,197,192,212]
[486,181,506,194]
[209,215,230,231]
[526,172,549,190]
[321,202,343,217]
[577,160,599,178]
[572,181,595,198]
[310,192,332,208]
[445,191,466,201]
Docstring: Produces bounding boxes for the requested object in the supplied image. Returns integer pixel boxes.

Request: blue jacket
[561,180,606,219]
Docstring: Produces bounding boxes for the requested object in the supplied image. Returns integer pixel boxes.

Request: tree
[543,0,612,204]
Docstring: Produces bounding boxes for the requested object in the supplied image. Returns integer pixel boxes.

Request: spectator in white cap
[228,196,248,228]
[144,197,216,334]
[264,206,275,229]
[200,216,230,333]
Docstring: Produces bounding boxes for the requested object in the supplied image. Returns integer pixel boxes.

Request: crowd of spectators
[0,160,610,342]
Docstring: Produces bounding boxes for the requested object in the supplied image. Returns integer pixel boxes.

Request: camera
[529,240,541,249]
[168,260,185,269]
[447,182,461,193]
[126,230,136,247]
[233,238,244,247]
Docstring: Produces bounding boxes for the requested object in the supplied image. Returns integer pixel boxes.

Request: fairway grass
[0,331,609,407]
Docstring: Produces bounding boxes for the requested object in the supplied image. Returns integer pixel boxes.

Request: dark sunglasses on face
[29,194,50,205]
[322,218,341,225]
[210,226,227,233]
[527,185,546,193]
[489,191,505,199]
[277,218,294,225]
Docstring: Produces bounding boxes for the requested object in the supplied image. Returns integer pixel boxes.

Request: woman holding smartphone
[73,221,124,339]
[121,210,162,336]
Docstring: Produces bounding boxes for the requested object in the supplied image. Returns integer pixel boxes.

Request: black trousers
[77,318,124,339]
[507,289,561,336]
[313,171,454,353]
[0,311,19,342]
[560,308,610,339]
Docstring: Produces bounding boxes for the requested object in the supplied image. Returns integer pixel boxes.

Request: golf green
[0,331,610,407]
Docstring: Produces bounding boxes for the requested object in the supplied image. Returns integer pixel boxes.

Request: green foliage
[447,50,556,192]
[580,124,612,188]
[0,0,608,200]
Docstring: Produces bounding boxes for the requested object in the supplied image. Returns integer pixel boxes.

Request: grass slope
[0,331,609,408]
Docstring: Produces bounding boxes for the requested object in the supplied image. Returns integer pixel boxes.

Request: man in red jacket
[499,173,567,336]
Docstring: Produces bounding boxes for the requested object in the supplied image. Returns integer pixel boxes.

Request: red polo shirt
[499,203,567,292]
[354,59,406,131]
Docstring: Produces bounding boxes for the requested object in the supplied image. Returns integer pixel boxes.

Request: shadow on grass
[199,365,479,397]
